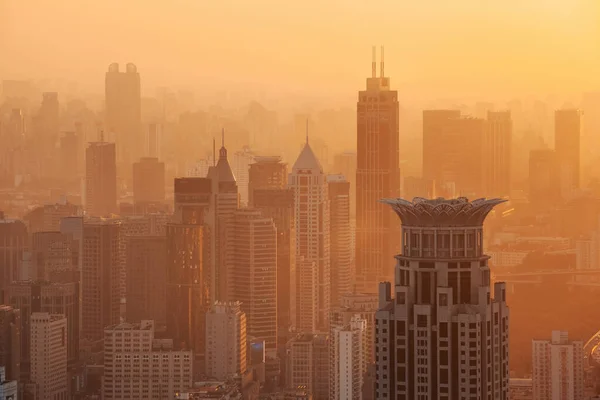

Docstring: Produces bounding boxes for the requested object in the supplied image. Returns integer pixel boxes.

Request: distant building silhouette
[105,63,142,170]
[529,149,560,207]
[483,111,512,198]
[85,141,117,217]
[555,109,581,198]
[355,46,400,293]
[133,157,166,206]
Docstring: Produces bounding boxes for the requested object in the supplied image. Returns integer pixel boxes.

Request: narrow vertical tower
[355,46,400,293]
[375,197,509,400]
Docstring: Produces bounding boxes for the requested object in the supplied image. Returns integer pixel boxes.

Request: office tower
[286,334,329,400]
[6,281,80,382]
[60,131,80,183]
[85,141,117,217]
[532,331,584,400]
[147,123,160,158]
[289,138,330,331]
[483,111,512,198]
[356,47,400,294]
[332,151,357,219]
[555,109,581,198]
[0,305,21,382]
[133,157,165,206]
[529,149,560,207]
[82,220,120,342]
[174,177,212,225]
[207,134,239,302]
[330,316,367,400]
[36,92,60,147]
[166,223,207,357]
[375,197,509,400]
[0,366,17,399]
[227,209,278,350]
[248,156,288,206]
[126,235,166,325]
[250,157,296,336]
[103,320,193,400]
[0,216,28,294]
[205,301,247,380]
[30,313,68,400]
[232,146,255,206]
[327,175,352,307]
[105,62,142,168]
[422,110,462,185]
[330,293,378,364]
[24,201,81,233]
[31,231,76,282]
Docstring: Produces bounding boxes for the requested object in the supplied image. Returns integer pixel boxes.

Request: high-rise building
[286,333,329,400]
[289,138,330,331]
[133,157,165,206]
[207,134,239,302]
[82,220,120,342]
[105,62,142,168]
[232,146,255,207]
[332,151,357,219]
[0,216,28,294]
[6,281,79,382]
[330,292,378,364]
[375,197,509,400]
[85,141,117,217]
[165,223,207,358]
[529,149,560,207]
[532,331,584,400]
[126,235,166,325]
[330,316,367,400]
[250,157,295,337]
[102,320,193,400]
[356,47,400,294]
[24,201,81,233]
[30,312,68,400]
[227,209,277,350]
[173,177,212,225]
[555,109,581,197]
[0,305,21,382]
[422,110,462,186]
[327,175,352,307]
[483,111,512,198]
[0,366,17,399]
[30,231,77,282]
[205,301,247,380]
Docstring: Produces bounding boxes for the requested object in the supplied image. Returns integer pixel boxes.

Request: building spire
[380,45,385,78]
[371,46,376,78]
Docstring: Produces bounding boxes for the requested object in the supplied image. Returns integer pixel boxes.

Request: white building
[330,316,367,400]
[532,331,584,400]
[205,301,247,380]
[0,366,18,400]
[30,312,68,400]
[375,198,510,400]
[102,320,193,400]
[289,139,330,332]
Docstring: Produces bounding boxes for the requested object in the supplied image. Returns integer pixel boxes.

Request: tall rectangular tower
[133,157,166,205]
[555,109,581,197]
[85,141,117,217]
[356,46,400,293]
[483,111,512,198]
[375,198,509,400]
[30,313,68,400]
[327,175,352,307]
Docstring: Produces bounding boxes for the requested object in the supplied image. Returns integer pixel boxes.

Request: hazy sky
[1,0,599,102]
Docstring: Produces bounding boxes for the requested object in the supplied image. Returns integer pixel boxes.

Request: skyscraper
[330,316,367,400]
[85,141,117,217]
[555,109,581,198]
[483,111,512,198]
[205,301,247,380]
[133,157,166,206]
[529,149,560,207]
[532,331,584,400]
[250,156,296,335]
[126,235,167,325]
[289,138,330,331]
[422,109,462,187]
[0,216,28,294]
[30,231,77,282]
[286,333,329,400]
[232,146,255,207]
[356,47,400,293]
[30,312,68,400]
[105,62,142,169]
[375,197,509,400]
[82,220,120,342]
[332,151,357,219]
[327,175,352,307]
[0,305,21,382]
[227,209,277,350]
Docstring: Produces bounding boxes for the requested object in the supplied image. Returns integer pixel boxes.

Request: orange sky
[1,0,599,102]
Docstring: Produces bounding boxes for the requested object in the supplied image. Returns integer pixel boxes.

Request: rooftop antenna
[380,45,385,78]
[306,118,309,144]
[371,46,376,78]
